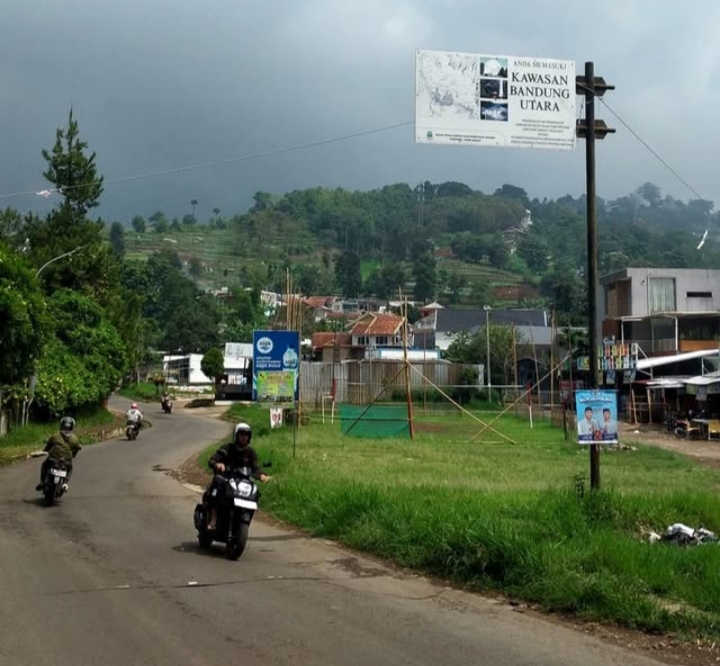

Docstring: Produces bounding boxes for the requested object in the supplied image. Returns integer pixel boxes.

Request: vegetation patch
[197,403,720,642]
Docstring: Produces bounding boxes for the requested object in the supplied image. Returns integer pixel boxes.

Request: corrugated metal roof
[636,349,720,370]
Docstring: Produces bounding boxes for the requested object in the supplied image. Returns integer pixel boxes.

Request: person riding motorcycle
[161,392,172,411]
[125,402,143,434]
[36,416,81,492]
[206,422,270,530]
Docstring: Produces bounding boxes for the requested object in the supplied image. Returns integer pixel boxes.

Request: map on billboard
[415,49,576,151]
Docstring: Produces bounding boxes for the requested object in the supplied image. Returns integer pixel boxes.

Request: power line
[0,120,414,203]
[576,81,708,203]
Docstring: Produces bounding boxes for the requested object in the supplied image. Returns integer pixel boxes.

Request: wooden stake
[401,292,415,439]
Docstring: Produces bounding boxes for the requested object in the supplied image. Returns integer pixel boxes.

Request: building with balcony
[600,268,720,355]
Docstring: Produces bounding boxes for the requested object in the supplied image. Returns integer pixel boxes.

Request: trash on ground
[646,522,720,546]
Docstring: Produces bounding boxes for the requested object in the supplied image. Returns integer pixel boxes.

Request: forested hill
[123,180,719,323]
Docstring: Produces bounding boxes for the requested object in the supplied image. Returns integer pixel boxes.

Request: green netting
[338,403,410,438]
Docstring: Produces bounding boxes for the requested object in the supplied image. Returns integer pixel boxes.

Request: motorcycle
[126,420,141,440]
[161,397,172,414]
[41,448,80,506]
[193,462,271,560]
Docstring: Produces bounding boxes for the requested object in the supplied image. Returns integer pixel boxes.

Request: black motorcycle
[193,462,271,560]
[41,447,80,506]
[161,397,172,414]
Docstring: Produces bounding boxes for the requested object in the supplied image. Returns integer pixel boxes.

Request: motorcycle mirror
[262,461,272,468]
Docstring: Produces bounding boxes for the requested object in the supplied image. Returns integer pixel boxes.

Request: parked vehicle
[193,462,271,560]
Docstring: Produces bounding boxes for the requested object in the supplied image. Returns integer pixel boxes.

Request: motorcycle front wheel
[225,523,249,560]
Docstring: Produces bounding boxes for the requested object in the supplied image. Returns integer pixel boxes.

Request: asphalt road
[0,398,665,666]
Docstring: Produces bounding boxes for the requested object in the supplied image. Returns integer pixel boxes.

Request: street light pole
[36,245,87,277]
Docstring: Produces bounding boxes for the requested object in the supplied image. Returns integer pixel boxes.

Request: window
[375,336,388,346]
[648,277,676,313]
[687,291,712,299]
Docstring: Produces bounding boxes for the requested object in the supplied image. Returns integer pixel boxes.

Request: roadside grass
[0,407,122,465]
[197,403,720,640]
[118,382,162,402]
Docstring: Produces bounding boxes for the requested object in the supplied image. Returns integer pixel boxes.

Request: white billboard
[415,49,576,151]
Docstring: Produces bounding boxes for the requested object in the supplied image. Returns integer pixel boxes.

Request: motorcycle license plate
[51,469,67,478]
[233,498,258,510]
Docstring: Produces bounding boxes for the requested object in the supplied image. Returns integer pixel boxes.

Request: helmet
[131,403,138,409]
[60,416,75,432]
[233,422,252,446]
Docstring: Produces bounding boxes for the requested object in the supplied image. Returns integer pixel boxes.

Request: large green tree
[0,245,50,404]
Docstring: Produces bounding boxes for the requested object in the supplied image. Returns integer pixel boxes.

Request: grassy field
[199,403,720,641]
[0,407,123,465]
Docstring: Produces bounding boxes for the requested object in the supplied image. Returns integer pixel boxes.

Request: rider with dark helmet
[205,422,270,529]
[36,416,81,492]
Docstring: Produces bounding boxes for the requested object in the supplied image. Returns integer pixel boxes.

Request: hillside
[122,179,720,320]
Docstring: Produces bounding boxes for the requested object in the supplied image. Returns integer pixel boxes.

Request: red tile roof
[350,313,405,336]
[311,332,352,349]
[304,296,335,308]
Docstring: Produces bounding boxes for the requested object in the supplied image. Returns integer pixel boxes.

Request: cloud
[1,0,719,221]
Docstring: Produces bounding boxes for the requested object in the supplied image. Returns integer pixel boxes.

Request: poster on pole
[415,49,576,151]
[574,390,619,445]
[252,330,300,402]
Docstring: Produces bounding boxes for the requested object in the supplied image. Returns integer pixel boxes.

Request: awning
[684,375,720,387]
[634,377,691,389]
[636,349,720,371]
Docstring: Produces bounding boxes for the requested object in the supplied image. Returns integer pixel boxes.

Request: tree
[201,347,225,383]
[0,245,50,396]
[34,289,126,415]
[41,109,103,219]
[131,216,147,233]
[334,250,361,298]
[412,253,437,302]
[27,111,119,300]
[109,222,125,256]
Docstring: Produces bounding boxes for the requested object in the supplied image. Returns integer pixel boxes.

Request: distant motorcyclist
[36,416,81,492]
[126,402,143,433]
[161,392,172,412]
[206,422,270,529]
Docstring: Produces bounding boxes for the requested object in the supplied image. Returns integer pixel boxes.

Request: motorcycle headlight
[238,481,253,498]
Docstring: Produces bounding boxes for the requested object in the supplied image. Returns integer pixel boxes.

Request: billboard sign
[252,330,300,402]
[415,49,576,151]
[574,389,619,445]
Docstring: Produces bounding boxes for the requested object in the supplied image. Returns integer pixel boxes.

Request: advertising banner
[575,389,619,445]
[415,49,576,150]
[252,330,300,402]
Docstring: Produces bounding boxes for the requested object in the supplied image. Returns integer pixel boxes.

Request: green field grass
[198,403,720,641]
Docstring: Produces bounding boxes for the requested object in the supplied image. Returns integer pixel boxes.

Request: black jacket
[208,442,261,476]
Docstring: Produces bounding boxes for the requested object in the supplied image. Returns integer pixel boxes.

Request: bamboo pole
[469,353,572,442]
[401,292,415,439]
[408,364,516,444]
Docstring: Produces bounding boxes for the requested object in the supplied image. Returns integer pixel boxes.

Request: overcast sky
[1,0,718,223]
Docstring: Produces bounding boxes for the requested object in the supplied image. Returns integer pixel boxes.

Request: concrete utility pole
[576,62,615,490]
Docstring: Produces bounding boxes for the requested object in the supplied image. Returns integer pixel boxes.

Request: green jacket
[44,431,81,463]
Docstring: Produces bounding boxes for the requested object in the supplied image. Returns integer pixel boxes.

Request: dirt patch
[619,421,720,469]
[415,422,446,433]
[176,453,212,488]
